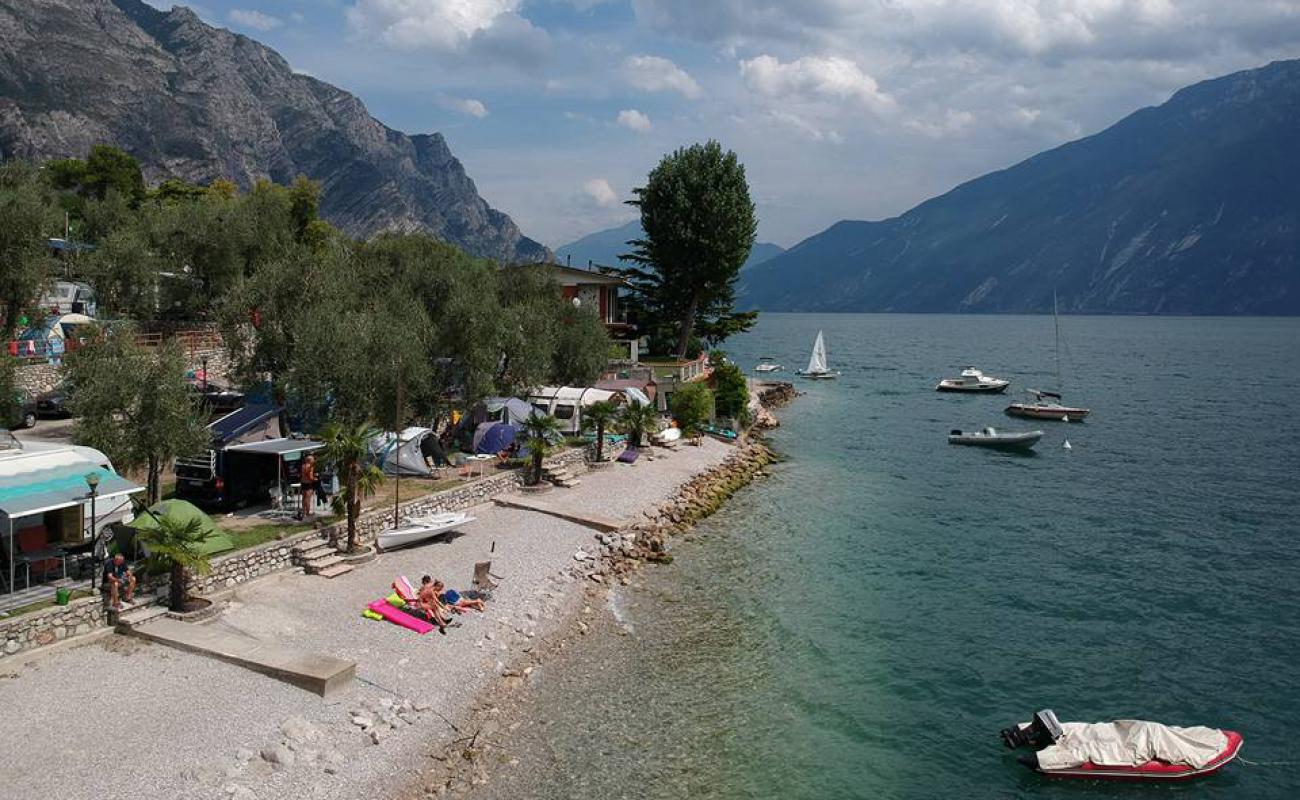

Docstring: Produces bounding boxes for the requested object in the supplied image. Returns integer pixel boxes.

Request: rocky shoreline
[400,434,783,798]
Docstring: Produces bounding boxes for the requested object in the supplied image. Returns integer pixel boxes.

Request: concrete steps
[315,563,354,579]
[292,538,353,578]
[542,466,582,489]
[304,554,345,574]
[113,603,169,630]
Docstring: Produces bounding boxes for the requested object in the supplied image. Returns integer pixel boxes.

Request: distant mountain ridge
[556,220,784,271]
[0,0,548,263]
[741,59,1300,315]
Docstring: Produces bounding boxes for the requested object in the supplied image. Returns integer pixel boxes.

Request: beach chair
[472,561,499,590]
[392,575,419,604]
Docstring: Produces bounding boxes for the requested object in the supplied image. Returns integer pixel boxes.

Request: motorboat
[948,427,1043,450]
[376,511,475,552]
[936,367,1010,393]
[796,331,840,379]
[1005,390,1090,422]
[755,360,783,373]
[1001,709,1242,782]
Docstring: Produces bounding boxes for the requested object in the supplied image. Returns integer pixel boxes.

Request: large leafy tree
[553,304,612,387]
[670,382,714,436]
[710,355,750,424]
[0,163,58,336]
[618,140,759,357]
[67,329,209,504]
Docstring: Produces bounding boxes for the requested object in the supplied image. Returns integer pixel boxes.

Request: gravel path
[0,438,732,800]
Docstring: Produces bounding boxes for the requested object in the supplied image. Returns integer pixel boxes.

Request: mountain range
[741,59,1300,315]
[0,0,547,263]
[556,219,785,272]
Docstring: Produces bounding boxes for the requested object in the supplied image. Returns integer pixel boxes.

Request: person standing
[300,454,316,519]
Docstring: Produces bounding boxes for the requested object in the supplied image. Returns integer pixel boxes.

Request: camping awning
[0,465,141,519]
[226,439,324,456]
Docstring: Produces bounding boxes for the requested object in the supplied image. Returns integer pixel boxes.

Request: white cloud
[229,8,283,31]
[740,55,895,112]
[616,109,652,132]
[905,108,977,138]
[345,0,547,64]
[624,55,704,99]
[582,178,620,207]
[439,95,489,118]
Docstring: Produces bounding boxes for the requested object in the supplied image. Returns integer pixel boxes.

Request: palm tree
[581,400,620,462]
[520,413,562,486]
[618,399,659,449]
[136,516,214,612]
[320,420,385,552]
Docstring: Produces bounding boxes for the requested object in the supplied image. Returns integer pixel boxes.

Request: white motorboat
[376,511,475,551]
[755,361,783,373]
[796,331,840,379]
[936,367,1010,393]
[948,427,1043,451]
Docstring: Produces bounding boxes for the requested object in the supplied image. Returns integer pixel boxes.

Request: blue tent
[473,422,518,455]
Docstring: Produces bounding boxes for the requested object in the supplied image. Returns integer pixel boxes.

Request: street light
[85,472,99,591]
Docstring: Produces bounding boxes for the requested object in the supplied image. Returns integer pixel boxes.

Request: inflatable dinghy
[1002,710,1242,782]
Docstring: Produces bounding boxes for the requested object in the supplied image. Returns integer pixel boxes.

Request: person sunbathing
[416,575,453,633]
[432,579,487,612]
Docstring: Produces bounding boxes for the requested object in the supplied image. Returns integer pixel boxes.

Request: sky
[148,1,1300,249]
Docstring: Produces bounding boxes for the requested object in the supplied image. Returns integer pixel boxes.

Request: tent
[368,427,446,476]
[473,422,518,455]
[483,397,538,426]
[126,499,234,556]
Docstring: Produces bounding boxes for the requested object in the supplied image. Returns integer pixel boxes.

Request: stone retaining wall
[12,344,233,399]
[0,595,106,658]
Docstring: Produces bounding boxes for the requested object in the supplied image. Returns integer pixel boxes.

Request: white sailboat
[797,330,840,379]
[1005,293,1090,422]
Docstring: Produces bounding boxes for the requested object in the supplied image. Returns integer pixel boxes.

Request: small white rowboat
[377,511,476,551]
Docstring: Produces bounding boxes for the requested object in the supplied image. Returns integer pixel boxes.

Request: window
[553,404,575,420]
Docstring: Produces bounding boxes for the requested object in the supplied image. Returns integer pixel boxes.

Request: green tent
[127,499,235,556]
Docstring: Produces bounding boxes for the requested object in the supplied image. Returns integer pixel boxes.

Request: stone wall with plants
[0,595,105,659]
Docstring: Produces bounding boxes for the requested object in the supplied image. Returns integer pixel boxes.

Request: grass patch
[221,522,316,551]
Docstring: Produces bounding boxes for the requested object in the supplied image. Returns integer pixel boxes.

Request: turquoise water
[474,314,1300,799]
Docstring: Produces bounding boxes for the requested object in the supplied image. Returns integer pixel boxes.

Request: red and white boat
[1003,710,1242,782]
[1005,390,1090,422]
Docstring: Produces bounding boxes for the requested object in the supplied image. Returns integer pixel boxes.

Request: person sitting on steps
[103,553,136,610]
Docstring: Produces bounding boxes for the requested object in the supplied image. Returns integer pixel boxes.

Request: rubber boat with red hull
[1001,710,1242,782]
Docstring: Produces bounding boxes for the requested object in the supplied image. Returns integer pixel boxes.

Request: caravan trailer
[526,386,624,435]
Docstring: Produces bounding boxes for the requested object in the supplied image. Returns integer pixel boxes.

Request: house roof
[509,263,628,287]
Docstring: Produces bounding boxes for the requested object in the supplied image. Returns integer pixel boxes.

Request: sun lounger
[472,561,499,590]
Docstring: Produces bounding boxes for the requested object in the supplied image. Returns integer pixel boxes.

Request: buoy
[1061,415,1070,422]
[1063,440,1072,450]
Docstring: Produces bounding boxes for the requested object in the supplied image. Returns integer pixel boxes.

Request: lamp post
[85,472,99,591]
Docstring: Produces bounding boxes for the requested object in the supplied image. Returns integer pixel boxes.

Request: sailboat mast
[393,359,402,521]
[1053,291,1062,395]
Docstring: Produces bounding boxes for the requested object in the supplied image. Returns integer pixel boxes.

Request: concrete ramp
[493,495,627,532]
[124,618,355,698]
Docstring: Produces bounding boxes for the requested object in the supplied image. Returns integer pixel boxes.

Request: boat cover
[1037,721,1228,771]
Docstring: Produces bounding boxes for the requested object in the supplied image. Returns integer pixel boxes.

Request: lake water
[470,314,1300,799]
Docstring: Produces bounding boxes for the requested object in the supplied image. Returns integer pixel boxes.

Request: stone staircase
[292,539,354,579]
[541,464,582,489]
[112,595,169,631]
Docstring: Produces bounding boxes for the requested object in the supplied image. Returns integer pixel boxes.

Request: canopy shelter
[0,445,143,599]
[125,499,233,557]
[368,427,446,476]
[224,438,325,508]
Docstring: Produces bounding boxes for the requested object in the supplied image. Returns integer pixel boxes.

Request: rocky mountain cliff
[741,60,1300,314]
[0,0,547,263]
[556,219,784,272]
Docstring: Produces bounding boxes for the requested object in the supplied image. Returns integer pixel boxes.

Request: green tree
[670,382,714,436]
[84,225,158,320]
[0,163,57,336]
[82,145,145,202]
[553,303,612,387]
[618,140,758,357]
[137,515,214,612]
[581,400,619,462]
[618,398,659,449]
[0,355,21,427]
[496,266,562,395]
[520,413,561,486]
[710,355,750,424]
[320,420,384,552]
[67,330,209,503]
[288,176,321,243]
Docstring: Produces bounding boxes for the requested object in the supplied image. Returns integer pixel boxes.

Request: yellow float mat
[362,609,383,621]
[386,593,407,608]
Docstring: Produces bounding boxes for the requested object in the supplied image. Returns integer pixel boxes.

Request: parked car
[5,392,38,429]
[35,384,73,418]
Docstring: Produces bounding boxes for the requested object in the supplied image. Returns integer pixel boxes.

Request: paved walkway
[492,493,627,531]
[126,617,355,698]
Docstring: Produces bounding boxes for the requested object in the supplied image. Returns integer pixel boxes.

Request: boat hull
[799,371,839,380]
[376,513,475,551]
[1036,731,1243,781]
[1005,404,1090,422]
[948,431,1043,450]
[936,381,1010,393]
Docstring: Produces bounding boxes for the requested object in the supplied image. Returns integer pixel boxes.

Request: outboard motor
[1000,709,1063,750]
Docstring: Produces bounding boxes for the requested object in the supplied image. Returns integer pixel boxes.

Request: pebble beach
[0,435,757,800]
